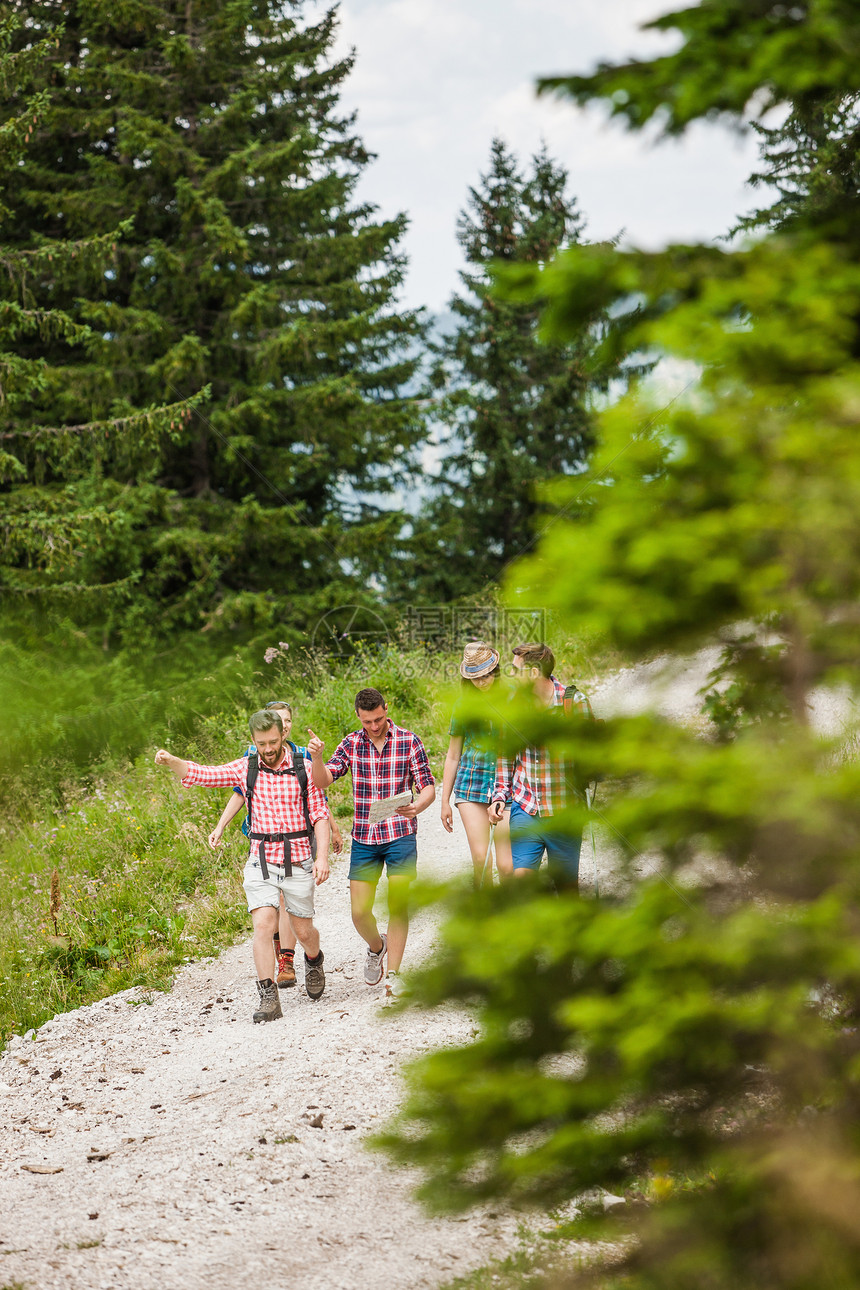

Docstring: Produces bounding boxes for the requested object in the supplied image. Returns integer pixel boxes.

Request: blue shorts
[348,834,418,883]
[509,801,582,884]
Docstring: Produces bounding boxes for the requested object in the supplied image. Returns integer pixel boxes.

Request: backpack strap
[563,683,594,720]
[245,751,267,877]
[248,828,309,877]
[246,746,317,878]
[246,750,260,816]
[288,741,315,844]
[560,684,598,802]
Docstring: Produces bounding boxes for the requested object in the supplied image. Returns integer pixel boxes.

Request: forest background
[0,0,619,1053]
[0,0,616,788]
[4,2,860,1288]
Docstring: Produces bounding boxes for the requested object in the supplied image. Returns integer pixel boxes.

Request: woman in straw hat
[440,641,512,888]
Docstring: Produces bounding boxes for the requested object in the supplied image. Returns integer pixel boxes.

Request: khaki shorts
[242,857,315,920]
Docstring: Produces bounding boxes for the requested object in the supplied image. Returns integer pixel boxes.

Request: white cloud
[325,0,763,312]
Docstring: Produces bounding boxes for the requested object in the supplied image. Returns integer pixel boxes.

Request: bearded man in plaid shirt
[155,708,331,1022]
[489,643,588,890]
[307,686,435,999]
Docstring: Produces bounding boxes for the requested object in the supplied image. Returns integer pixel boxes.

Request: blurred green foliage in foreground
[378,4,860,1288]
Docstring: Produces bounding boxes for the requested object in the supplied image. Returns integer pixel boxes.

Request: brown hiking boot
[252,978,283,1023]
[304,951,325,1002]
[276,950,297,989]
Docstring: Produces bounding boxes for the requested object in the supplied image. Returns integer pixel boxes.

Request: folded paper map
[367,791,413,824]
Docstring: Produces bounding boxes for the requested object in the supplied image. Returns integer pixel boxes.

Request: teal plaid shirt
[450,711,498,803]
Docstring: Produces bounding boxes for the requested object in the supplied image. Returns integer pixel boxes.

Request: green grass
[0,630,609,1048]
[0,751,249,1041]
[0,643,450,1045]
[439,1220,604,1290]
[0,633,255,823]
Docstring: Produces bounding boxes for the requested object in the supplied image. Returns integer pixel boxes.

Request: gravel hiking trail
[7,656,771,1290]
[2,804,598,1290]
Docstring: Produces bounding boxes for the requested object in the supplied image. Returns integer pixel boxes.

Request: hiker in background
[208,699,343,989]
[307,686,435,999]
[489,642,591,891]
[155,708,330,1021]
[440,641,512,888]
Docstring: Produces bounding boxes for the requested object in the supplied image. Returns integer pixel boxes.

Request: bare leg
[494,807,513,882]
[456,801,493,889]
[278,893,298,950]
[350,878,383,952]
[385,874,411,972]
[287,913,320,959]
[251,906,279,978]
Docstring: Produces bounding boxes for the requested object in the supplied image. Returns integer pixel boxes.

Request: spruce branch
[0,221,134,276]
[2,573,139,598]
[0,387,211,441]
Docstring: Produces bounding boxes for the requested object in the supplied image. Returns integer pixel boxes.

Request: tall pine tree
[1,0,424,647]
[398,138,615,602]
[0,12,204,645]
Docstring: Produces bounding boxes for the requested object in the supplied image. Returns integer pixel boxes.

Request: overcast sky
[329,0,763,314]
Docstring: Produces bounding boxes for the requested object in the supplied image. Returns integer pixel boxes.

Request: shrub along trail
[0,807,575,1290]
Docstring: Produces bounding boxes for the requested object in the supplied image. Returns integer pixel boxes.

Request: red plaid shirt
[492,678,589,818]
[182,747,328,866]
[326,720,434,843]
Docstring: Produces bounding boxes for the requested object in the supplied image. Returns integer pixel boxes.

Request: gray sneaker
[364,933,388,986]
[252,978,283,1023]
[304,951,326,1001]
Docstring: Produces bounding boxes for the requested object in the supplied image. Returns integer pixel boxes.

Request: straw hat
[459,640,500,679]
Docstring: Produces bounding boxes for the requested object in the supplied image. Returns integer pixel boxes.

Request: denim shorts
[242,857,315,918]
[509,801,582,883]
[348,835,418,883]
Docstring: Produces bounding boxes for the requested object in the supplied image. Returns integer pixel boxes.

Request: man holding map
[307,687,435,998]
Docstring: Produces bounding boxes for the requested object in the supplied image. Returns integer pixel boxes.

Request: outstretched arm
[307,728,334,789]
[155,752,247,789]
[154,749,190,781]
[208,791,245,851]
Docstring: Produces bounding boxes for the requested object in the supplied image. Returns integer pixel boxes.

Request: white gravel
[0,810,527,1290]
[591,646,859,737]
[8,649,847,1288]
